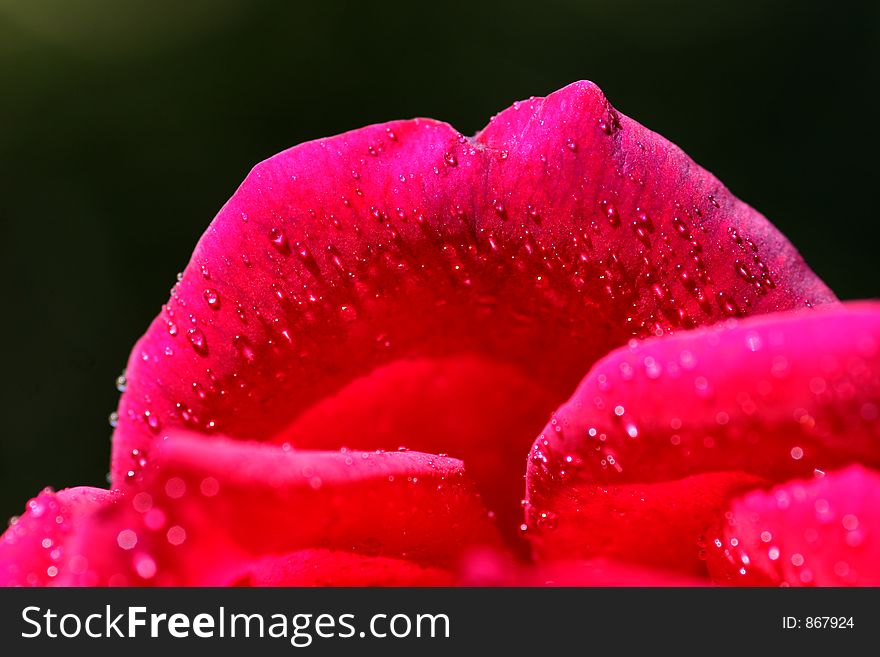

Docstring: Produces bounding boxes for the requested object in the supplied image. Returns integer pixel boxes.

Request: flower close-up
[1,80,876,587]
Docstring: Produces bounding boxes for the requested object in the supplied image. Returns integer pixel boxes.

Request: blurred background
[0,0,877,520]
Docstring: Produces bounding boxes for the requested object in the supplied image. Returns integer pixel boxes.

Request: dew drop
[734,260,754,282]
[339,304,358,322]
[672,216,691,239]
[635,209,653,230]
[187,328,208,354]
[526,204,541,223]
[600,199,620,227]
[716,291,741,317]
[295,240,313,261]
[203,288,220,309]
[268,227,289,254]
[536,510,558,531]
[143,411,160,433]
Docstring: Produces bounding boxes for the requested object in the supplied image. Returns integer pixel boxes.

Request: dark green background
[0,0,876,520]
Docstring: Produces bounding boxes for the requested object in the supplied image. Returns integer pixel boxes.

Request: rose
[1,81,876,586]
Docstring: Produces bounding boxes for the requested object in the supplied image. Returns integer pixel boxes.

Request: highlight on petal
[706,465,880,587]
[0,487,116,587]
[110,80,834,548]
[61,433,500,586]
[525,302,880,575]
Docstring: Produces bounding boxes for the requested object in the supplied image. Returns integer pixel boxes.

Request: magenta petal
[63,433,500,585]
[111,81,834,516]
[459,548,708,586]
[275,355,560,539]
[707,465,880,586]
[526,302,880,574]
[0,487,116,586]
[236,549,455,586]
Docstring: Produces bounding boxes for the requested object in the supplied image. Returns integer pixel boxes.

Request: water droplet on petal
[203,288,220,309]
[187,328,208,354]
[672,216,691,239]
[600,199,620,227]
[734,260,754,282]
[143,411,160,433]
[339,305,358,322]
[269,227,289,254]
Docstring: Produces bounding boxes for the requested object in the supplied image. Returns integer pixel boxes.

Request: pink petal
[0,487,116,586]
[235,549,454,586]
[526,302,880,574]
[459,548,708,586]
[112,81,834,514]
[706,465,880,586]
[275,355,560,541]
[62,433,500,585]
[4,82,837,587]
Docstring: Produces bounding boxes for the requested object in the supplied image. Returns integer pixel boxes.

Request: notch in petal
[111,82,834,534]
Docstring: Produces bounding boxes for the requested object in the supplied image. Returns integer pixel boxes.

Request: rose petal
[526,302,880,574]
[706,465,880,586]
[528,560,709,587]
[459,548,708,586]
[234,548,454,586]
[0,487,116,586]
[63,433,500,585]
[276,355,559,542]
[112,81,834,513]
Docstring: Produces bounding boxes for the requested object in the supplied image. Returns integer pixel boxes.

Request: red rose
[2,81,876,587]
